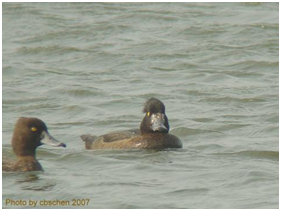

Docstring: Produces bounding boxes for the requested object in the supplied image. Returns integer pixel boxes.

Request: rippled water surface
[2,2,279,209]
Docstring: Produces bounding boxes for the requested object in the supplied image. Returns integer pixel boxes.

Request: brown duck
[2,117,66,172]
[81,98,182,149]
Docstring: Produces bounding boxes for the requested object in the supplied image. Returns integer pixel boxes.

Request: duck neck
[12,137,37,158]
[15,156,42,171]
[140,130,149,135]
[15,149,37,158]
[17,155,37,161]
[140,125,150,135]
[140,116,150,135]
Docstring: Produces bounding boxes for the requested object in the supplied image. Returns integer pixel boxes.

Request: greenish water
[2,2,279,209]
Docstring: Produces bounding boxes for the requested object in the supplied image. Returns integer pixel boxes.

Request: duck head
[12,117,66,157]
[140,98,170,134]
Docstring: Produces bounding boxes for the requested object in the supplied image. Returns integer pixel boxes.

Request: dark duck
[81,98,182,149]
[2,117,66,172]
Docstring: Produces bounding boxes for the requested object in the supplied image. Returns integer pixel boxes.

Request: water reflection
[16,173,56,191]
[16,174,40,183]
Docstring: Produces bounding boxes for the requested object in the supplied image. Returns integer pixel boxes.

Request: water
[2,2,279,209]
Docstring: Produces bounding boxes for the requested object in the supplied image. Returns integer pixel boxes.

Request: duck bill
[40,131,66,147]
[150,113,168,133]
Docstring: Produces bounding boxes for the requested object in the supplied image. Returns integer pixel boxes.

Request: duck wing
[81,129,140,149]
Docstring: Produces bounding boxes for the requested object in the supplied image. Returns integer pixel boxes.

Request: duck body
[2,117,66,172]
[3,156,43,172]
[81,131,182,149]
[81,98,182,150]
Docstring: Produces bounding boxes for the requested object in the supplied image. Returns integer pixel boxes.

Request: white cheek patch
[135,143,142,147]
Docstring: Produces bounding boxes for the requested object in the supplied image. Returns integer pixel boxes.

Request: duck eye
[31,127,37,132]
[147,112,150,117]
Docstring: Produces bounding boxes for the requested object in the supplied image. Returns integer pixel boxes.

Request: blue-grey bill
[151,113,168,133]
[40,131,66,147]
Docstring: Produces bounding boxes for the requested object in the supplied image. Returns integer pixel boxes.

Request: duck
[81,98,182,149]
[2,117,66,172]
